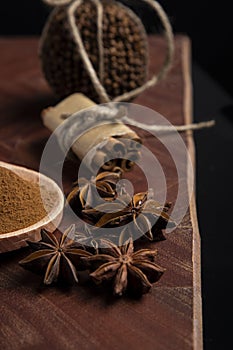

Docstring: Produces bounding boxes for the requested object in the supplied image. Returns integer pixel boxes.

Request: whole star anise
[67,172,121,214]
[82,237,165,296]
[19,225,92,285]
[83,191,176,241]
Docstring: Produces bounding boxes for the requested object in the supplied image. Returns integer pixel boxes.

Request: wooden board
[0,36,202,349]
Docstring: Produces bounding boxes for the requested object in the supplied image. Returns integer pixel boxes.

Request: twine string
[92,0,105,83]
[122,116,216,132]
[113,0,174,102]
[68,0,111,103]
[42,0,174,103]
[41,0,215,131]
[43,0,71,5]
[116,105,215,132]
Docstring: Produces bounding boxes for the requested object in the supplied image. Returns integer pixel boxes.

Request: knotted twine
[41,0,215,132]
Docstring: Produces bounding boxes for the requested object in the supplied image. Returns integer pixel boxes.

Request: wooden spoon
[0,161,64,253]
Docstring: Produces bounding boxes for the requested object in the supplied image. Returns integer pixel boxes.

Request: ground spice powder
[0,166,47,234]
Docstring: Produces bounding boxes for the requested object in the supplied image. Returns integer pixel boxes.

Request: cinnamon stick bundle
[42,94,141,173]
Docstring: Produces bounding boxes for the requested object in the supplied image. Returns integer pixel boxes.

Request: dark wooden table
[0,36,202,350]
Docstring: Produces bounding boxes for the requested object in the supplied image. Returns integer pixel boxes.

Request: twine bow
[41,0,215,131]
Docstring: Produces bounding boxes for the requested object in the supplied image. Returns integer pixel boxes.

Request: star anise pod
[82,237,165,296]
[19,225,92,285]
[83,191,176,241]
[67,172,121,214]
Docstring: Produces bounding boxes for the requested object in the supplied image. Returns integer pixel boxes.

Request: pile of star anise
[67,171,175,242]
[19,171,176,297]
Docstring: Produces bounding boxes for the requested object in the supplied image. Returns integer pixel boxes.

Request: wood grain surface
[0,36,202,350]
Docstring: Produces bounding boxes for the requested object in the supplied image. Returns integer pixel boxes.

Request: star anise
[67,172,121,214]
[19,225,92,285]
[83,191,176,241]
[82,237,165,296]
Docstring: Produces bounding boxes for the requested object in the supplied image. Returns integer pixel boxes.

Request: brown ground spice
[0,166,47,234]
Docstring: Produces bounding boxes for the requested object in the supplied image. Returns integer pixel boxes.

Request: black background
[1,1,233,349]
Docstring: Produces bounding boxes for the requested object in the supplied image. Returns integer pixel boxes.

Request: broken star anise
[67,171,121,214]
[83,191,176,241]
[82,237,165,296]
[19,225,92,285]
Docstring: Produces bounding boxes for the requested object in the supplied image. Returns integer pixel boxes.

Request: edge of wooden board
[182,36,203,349]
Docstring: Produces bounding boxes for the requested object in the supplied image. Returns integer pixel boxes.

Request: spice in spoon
[0,166,47,234]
